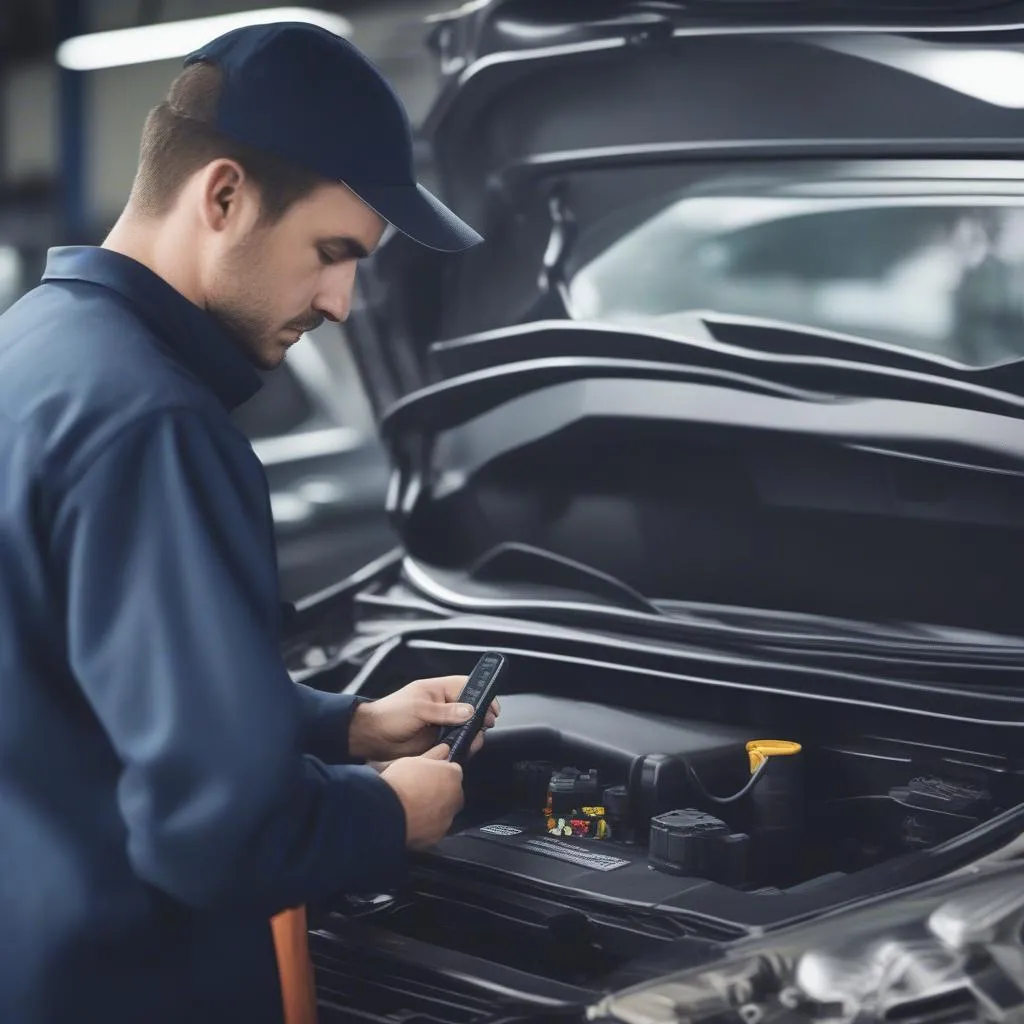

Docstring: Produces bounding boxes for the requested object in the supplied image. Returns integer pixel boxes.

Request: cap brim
[347,181,483,253]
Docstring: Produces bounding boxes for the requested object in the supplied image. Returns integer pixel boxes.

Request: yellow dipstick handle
[746,740,802,774]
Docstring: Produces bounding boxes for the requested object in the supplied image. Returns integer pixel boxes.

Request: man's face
[205,181,386,370]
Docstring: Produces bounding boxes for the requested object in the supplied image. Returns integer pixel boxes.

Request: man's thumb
[421,743,451,761]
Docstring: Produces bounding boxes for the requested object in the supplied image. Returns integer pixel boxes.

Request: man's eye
[318,248,339,266]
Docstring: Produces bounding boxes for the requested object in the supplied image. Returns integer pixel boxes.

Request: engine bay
[312,689,1023,1018]
[438,695,1003,894]
[436,697,810,897]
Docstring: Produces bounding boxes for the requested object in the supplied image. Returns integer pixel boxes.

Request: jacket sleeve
[50,408,407,914]
[281,601,371,765]
[294,685,368,764]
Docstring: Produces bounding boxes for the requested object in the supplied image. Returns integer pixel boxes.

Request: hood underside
[366,320,1024,639]
[419,0,1024,222]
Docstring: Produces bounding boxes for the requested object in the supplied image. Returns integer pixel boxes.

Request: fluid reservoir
[746,740,804,882]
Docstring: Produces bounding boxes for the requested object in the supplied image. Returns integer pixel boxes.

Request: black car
[282,2,1024,1021]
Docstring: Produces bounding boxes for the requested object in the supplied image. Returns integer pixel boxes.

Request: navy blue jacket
[0,248,407,1023]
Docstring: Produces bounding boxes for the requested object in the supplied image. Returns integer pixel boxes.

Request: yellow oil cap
[746,740,802,774]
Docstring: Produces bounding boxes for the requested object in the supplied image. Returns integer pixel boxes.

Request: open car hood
[338,1,1024,641]
[350,0,1024,408]
[415,0,1024,225]
[347,315,1024,638]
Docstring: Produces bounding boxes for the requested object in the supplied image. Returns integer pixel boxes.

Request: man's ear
[197,158,248,232]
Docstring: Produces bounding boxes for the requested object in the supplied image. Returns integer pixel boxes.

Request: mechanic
[0,21,490,1024]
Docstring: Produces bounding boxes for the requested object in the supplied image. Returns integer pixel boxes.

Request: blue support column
[56,0,87,242]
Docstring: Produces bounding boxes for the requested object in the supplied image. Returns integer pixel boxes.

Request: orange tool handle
[271,905,318,1024]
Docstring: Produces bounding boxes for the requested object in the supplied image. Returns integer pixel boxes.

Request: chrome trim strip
[251,426,364,465]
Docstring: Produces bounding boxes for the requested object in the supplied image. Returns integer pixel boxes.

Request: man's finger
[421,743,452,760]
[469,732,485,757]
[418,675,469,701]
[416,699,474,726]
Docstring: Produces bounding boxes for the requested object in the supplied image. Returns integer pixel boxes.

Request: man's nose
[313,265,357,323]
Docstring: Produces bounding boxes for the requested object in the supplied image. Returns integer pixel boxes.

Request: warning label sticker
[478,824,523,837]
[473,825,631,872]
[520,837,631,871]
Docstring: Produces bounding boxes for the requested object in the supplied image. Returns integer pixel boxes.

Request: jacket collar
[42,246,263,410]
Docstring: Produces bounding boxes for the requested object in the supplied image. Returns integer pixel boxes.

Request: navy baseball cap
[184,22,482,253]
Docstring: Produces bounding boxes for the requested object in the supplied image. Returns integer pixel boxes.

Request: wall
[3,59,57,183]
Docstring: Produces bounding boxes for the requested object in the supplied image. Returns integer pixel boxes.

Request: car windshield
[567,179,1024,368]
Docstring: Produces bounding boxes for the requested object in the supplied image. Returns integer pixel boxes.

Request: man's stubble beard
[206,236,282,370]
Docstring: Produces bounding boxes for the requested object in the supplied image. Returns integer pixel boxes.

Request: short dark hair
[131,62,323,221]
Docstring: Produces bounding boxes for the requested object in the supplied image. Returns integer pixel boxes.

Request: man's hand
[380,745,465,849]
[349,675,500,763]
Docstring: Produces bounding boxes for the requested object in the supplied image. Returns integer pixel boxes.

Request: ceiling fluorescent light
[56,8,353,72]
